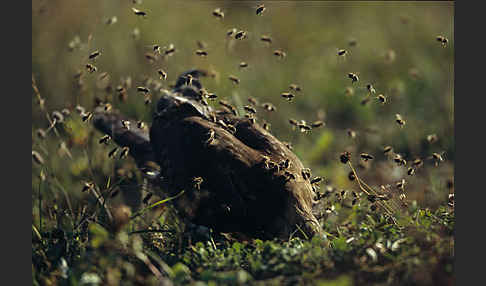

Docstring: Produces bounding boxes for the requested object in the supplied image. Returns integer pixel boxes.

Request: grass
[32,1,454,285]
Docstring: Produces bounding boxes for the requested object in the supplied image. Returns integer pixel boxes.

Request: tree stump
[93,70,321,239]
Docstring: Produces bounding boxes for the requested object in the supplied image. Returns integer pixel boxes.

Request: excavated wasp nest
[93,70,321,239]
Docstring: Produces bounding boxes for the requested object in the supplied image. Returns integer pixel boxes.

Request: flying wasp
[205,129,215,145]
[281,92,295,101]
[395,114,406,127]
[144,95,152,105]
[396,179,406,190]
[289,119,299,127]
[383,146,393,154]
[86,64,97,73]
[267,161,280,173]
[52,110,64,123]
[262,121,271,131]
[195,49,208,57]
[206,93,217,100]
[99,135,111,145]
[75,105,85,115]
[89,50,101,60]
[228,75,240,85]
[117,86,127,102]
[262,102,276,111]
[298,121,312,133]
[360,153,374,161]
[82,182,95,192]
[152,44,162,54]
[158,69,167,80]
[164,44,176,56]
[227,28,237,37]
[105,16,118,25]
[311,121,325,128]
[244,105,257,114]
[108,147,118,158]
[260,156,271,170]
[132,7,147,17]
[119,147,130,159]
[427,134,438,144]
[142,193,153,205]
[348,171,356,181]
[347,129,357,139]
[260,35,272,44]
[366,83,376,94]
[448,193,454,208]
[61,108,71,117]
[82,112,93,122]
[137,86,150,93]
[256,4,266,15]
[340,151,351,164]
[279,159,291,169]
[394,154,407,166]
[310,177,323,185]
[274,49,286,59]
[348,73,359,83]
[144,52,156,62]
[226,124,237,134]
[36,129,46,140]
[235,30,247,40]
[431,152,445,166]
[407,167,415,176]
[301,168,311,180]
[121,120,130,130]
[284,171,296,181]
[32,151,44,165]
[377,94,386,104]
[248,97,257,106]
[413,158,423,168]
[289,84,302,92]
[104,103,112,112]
[193,177,204,190]
[212,8,224,19]
[436,35,448,46]
[338,49,348,56]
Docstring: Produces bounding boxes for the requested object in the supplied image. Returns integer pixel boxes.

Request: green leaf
[232,242,242,253]
[171,263,191,282]
[316,275,353,286]
[331,237,349,252]
[89,223,109,249]
[130,190,185,219]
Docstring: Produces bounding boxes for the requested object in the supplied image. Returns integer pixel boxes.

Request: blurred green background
[32,0,454,211]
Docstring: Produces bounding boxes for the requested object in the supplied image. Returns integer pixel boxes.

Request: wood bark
[93,70,322,239]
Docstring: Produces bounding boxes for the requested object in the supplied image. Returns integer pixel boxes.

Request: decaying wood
[93,110,156,168]
[93,70,322,239]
